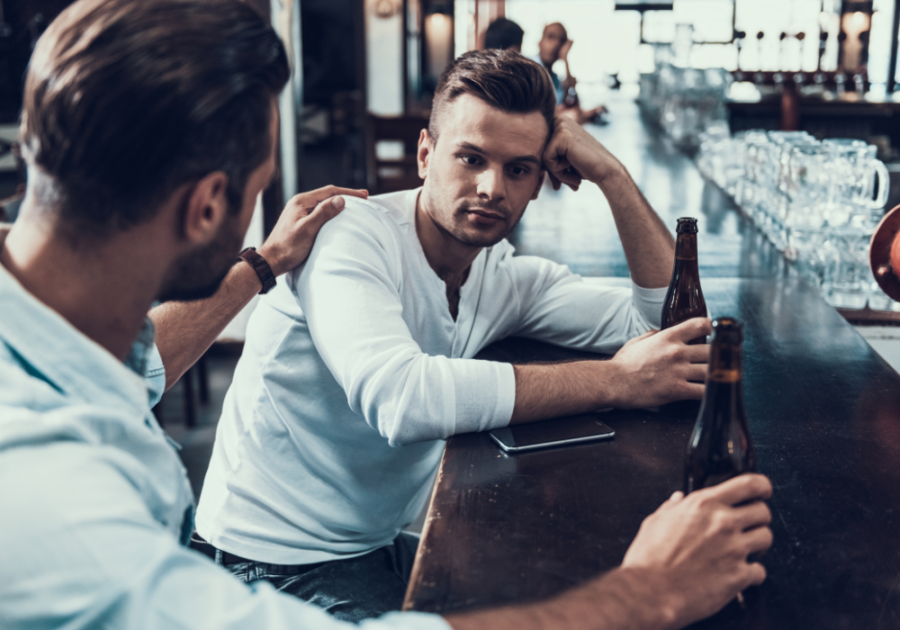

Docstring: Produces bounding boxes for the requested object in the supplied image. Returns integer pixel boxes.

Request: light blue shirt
[530,53,564,104]
[0,259,448,630]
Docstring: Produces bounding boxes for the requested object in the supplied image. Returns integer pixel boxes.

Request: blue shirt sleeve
[0,433,451,630]
[144,342,166,408]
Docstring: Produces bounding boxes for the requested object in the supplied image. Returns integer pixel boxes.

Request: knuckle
[712,511,735,534]
[659,342,676,360]
[687,494,710,517]
[749,562,767,585]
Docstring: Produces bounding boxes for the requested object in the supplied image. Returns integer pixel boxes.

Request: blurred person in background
[484,17,524,53]
[534,21,606,125]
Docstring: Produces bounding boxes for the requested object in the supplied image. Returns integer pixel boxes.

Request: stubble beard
[442,199,521,248]
[157,216,244,303]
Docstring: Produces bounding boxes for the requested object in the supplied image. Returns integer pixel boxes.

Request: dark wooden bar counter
[404,279,900,628]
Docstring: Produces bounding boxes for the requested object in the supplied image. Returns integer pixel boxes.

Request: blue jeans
[214,533,420,623]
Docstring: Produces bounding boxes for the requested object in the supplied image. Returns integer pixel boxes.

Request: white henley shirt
[196,188,667,565]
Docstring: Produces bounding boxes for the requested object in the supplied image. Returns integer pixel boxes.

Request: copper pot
[871,203,900,301]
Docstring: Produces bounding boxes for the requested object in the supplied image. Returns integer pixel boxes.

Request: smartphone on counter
[489,414,615,454]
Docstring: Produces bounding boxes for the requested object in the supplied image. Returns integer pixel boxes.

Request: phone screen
[489,414,615,453]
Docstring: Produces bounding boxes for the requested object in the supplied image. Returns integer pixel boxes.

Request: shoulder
[0,342,66,410]
[314,195,405,253]
[288,195,410,291]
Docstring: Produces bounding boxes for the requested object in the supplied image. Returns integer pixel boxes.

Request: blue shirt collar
[0,262,152,418]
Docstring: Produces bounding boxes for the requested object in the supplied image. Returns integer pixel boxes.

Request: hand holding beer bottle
[662,217,707,344]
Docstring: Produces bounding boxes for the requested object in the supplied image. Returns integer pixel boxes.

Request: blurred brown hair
[20,0,290,237]
[428,49,556,143]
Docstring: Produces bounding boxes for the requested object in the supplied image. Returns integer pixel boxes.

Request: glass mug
[823,139,890,212]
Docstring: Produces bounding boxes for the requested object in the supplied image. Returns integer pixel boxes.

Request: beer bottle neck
[675,232,698,261]
[708,342,741,385]
[698,341,745,444]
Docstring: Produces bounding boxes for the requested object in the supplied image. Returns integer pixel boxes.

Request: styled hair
[484,18,524,51]
[428,49,555,143]
[20,0,290,236]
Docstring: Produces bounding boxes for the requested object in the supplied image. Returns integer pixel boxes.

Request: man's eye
[509,166,528,177]
[462,156,481,166]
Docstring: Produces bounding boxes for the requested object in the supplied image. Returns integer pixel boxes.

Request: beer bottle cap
[676,217,699,234]
[711,317,743,343]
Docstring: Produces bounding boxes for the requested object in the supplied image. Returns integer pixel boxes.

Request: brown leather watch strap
[237,247,277,294]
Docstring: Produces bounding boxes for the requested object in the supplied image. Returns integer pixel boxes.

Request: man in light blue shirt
[0,0,774,629]
[0,1,437,628]
[532,22,606,124]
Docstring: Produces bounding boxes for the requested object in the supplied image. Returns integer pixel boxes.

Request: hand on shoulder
[258,185,368,276]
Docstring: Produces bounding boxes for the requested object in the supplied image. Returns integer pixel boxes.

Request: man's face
[539,24,567,66]
[419,94,547,249]
[159,100,279,302]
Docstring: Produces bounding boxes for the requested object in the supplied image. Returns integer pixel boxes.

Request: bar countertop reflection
[404,278,900,628]
[403,99,900,628]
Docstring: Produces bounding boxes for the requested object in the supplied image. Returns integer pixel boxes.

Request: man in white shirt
[196,49,768,622]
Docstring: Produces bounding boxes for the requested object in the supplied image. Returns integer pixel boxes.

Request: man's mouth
[465,208,504,222]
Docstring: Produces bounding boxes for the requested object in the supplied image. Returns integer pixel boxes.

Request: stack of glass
[638,64,732,151]
[697,130,892,309]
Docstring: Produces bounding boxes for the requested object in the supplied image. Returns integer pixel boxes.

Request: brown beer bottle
[684,317,757,494]
[661,217,707,344]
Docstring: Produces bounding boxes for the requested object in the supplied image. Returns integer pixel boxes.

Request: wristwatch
[237,247,277,294]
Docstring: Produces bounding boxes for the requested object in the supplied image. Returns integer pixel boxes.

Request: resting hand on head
[559,38,574,63]
[542,115,625,191]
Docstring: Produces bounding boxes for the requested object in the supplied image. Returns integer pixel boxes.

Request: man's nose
[476,166,506,203]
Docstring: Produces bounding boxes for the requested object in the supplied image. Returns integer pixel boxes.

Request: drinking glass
[823,139,889,226]
[821,228,874,309]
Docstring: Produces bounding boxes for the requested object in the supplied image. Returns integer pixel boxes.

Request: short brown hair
[21,0,289,236]
[428,49,556,143]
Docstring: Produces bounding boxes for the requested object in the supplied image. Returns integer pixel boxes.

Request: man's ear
[530,171,544,200]
[180,171,229,245]
[417,129,433,180]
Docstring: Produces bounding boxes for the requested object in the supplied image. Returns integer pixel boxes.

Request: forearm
[594,169,674,290]
[511,359,620,424]
[149,261,260,390]
[443,567,677,630]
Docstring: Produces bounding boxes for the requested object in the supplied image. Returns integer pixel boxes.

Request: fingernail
[333,196,345,209]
